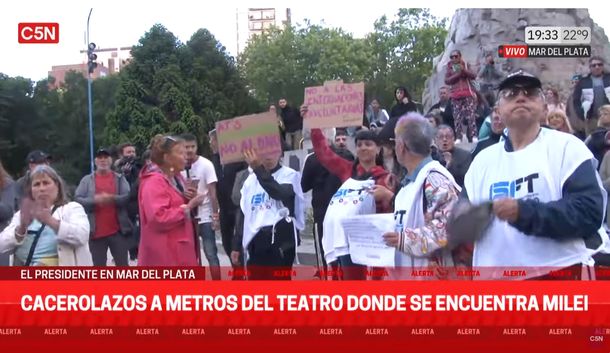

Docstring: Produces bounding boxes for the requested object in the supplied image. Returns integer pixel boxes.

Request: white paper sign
[341,213,395,267]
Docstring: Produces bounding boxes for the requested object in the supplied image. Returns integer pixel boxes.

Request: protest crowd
[2,52,610,281]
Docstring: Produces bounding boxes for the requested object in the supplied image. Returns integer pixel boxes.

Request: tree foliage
[240,24,375,107]
[0,72,119,184]
[239,9,447,110]
[105,25,260,154]
[366,8,447,108]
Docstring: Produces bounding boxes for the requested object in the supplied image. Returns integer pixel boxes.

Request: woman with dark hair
[304,106,396,279]
[445,49,478,142]
[390,87,418,118]
[138,135,204,266]
[378,87,419,143]
[0,165,92,266]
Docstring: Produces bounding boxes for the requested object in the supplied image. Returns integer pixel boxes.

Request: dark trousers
[219,209,237,259]
[128,222,140,260]
[247,220,296,280]
[337,254,367,280]
[89,233,129,266]
[314,222,327,271]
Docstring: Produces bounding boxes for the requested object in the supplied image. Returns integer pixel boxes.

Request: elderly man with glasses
[457,71,609,280]
[573,56,610,136]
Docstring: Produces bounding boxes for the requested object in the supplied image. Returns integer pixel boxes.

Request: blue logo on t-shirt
[251,193,266,206]
[332,188,367,200]
[489,173,539,200]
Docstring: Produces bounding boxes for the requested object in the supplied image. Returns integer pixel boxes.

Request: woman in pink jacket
[138,135,204,266]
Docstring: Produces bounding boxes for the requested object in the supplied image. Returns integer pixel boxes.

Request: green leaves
[239,24,374,106]
[239,8,447,110]
[365,8,447,107]
[105,24,261,158]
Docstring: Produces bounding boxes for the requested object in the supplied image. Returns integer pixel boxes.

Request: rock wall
[423,8,610,111]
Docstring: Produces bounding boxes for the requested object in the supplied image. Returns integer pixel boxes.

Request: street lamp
[86,8,95,175]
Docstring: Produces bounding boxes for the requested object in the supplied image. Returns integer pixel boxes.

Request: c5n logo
[489,173,539,200]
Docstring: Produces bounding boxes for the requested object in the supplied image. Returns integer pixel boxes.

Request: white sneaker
[455,139,462,144]
[472,137,478,143]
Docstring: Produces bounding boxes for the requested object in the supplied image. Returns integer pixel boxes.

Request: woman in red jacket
[138,135,204,266]
[445,50,479,143]
[302,106,396,279]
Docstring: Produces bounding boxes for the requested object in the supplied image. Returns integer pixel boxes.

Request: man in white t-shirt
[181,133,221,280]
[460,71,608,280]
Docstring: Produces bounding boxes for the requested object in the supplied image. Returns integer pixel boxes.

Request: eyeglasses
[436,134,454,140]
[450,55,459,59]
[590,63,604,68]
[498,87,542,100]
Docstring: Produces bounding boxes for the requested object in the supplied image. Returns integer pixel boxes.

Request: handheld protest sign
[215,112,282,165]
[303,81,365,129]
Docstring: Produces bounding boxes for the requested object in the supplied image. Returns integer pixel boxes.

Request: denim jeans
[198,222,220,280]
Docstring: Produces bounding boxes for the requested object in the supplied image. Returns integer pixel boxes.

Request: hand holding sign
[243,149,262,170]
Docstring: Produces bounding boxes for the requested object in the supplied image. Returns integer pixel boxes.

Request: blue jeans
[199,222,221,280]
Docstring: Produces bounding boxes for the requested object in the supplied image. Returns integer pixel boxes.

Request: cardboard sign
[303,81,365,129]
[216,112,282,165]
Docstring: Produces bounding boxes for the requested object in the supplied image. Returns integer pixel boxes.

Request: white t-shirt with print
[182,156,218,224]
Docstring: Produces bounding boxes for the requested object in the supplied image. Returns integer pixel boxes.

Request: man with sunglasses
[460,71,608,280]
[573,56,610,136]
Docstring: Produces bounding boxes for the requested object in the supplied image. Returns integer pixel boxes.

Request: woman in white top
[0,165,92,266]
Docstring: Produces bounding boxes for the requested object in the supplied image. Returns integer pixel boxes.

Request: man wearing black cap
[461,70,608,279]
[14,150,51,210]
[75,148,132,266]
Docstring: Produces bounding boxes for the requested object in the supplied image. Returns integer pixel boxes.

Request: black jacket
[389,102,418,119]
[301,147,355,223]
[446,147,472,188]
[390,85,418,119]
[573,73,610,120]
[116,156,142,219]
[428,100,454,131]
[586,127,609,169]
[471,132,502,159]
[280,105,303,133]
[211,153,248,214]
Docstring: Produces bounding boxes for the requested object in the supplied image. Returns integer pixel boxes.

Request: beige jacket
[0,202,93,266]
[599,151,610,226]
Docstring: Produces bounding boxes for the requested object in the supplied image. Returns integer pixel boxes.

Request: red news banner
[1,268,610,352]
